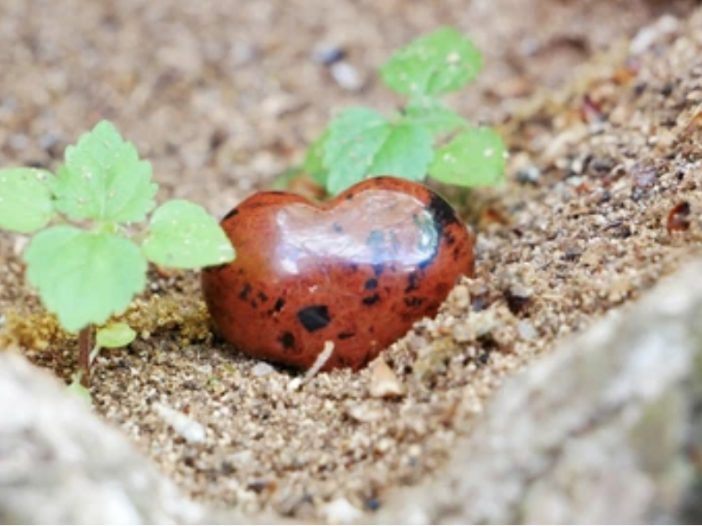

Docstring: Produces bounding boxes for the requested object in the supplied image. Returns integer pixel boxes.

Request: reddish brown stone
[201,177,474,371]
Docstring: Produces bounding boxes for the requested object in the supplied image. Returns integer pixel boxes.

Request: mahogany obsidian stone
[201,176,474,371]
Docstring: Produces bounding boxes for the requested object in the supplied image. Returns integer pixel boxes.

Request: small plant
[0,121,235,386]
[304,27,507,195]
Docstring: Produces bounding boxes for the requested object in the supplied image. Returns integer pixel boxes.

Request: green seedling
[304,27,507,195]
[68,322,136,401]
[0,121,235,386]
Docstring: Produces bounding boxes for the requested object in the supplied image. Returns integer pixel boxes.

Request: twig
[288,341,335,391]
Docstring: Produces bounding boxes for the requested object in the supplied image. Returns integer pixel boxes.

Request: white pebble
[517,320,538,340]
[331,61,363,91]
[252,362,275,377]
[154,403,206,444]
[321,497,362,524]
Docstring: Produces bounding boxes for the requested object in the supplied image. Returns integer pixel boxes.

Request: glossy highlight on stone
[201,176,474,371]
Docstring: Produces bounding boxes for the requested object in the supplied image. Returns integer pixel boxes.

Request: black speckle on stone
[223,208,239,221]
[445,231,456,246]
[452,246,461,260]
[427,193,458,232]
[297,305,331,332]
[362,293,380,306]
[257,291,269,303]
[332,222,344,233]
[405,272,420,293]
[278,332,295,350]
[364,278,378,290]
[338,331,355,340]
[239,283,252,301]
[372,263,384,277]
[273,297,285,312]
[345,193,354,200]
[404,296,424,307]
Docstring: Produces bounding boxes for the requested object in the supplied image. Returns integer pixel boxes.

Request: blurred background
[0,0,694,217]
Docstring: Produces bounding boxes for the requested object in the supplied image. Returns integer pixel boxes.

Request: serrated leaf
[304,131,330,185]
[381,27,482,97]
[142,199,235,269]
[404,99,467,135]
[24,226,147,333]
[367,124,433,181]
[324,107,391,194]
[53,120,157,223]
[429,127,507,187]
[96,322,136,349]
[0,168,54,233]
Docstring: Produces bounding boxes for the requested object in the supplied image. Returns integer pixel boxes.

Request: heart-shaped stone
[201,176,474,370]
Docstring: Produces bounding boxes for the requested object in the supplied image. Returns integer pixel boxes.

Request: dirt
[1,0,702,521]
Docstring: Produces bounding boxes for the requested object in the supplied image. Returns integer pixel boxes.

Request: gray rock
[373,258,702,524]
[0,351,205,524]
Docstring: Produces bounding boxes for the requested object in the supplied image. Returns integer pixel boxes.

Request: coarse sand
[1,0,701,520]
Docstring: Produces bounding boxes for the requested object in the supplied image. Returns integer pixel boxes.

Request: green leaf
[270,166,304,191]
[96,322,136,349]
[53,120,157,223]
[24,226,147,333]
[429,127,507,187]
[381,27,483,97]
[367,124,434,181]
[67,372,92,403]
[304,131,330,186]
[404,99,467,135]
[324,107,391,194]
[0,168,54,233]
[142,199,235,269]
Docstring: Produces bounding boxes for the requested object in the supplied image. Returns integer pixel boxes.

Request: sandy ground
[1,0,701,521]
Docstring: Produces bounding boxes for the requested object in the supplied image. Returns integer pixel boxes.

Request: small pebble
[369,357,404,398]
[321,497,362,524]
[452,323,473,343]
[330,61,363,91]
[154,403,206,444]
[252,362,275,377]
[346,403,384,423]
[516,165,541,185]
[311,43,345,65]
[517,320,538,340]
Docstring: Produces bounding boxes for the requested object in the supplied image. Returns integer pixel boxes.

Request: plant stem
[78,325,94,387]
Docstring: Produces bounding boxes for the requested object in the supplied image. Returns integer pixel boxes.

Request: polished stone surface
[202,177,474,370]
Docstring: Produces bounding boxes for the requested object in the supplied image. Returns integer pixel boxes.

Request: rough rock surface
[0,352,207,524]
[374,258,702,524]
